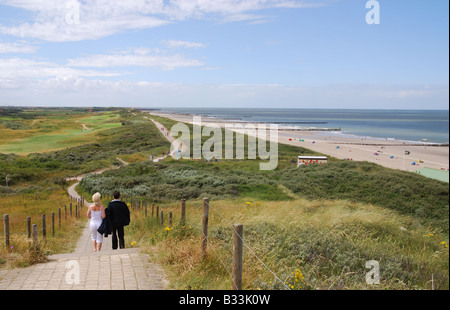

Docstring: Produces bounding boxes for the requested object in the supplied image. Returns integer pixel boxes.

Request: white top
[90,210,103,223]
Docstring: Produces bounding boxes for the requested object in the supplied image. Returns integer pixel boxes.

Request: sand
[145,111,449,173]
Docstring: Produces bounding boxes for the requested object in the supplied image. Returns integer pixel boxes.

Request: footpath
[0,118,178,290]
[147,118,184,162]
[0,159,168,290]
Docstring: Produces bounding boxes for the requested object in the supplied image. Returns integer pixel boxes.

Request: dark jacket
[97,208,112,237]
[107,200,130,227]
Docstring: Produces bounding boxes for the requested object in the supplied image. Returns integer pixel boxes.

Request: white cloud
[0,0,325,42]
[0,46,204,92]
[0,41,38,54]
[1,73,448,110]
[67,48,204,70]
[160,0,324,19]
[0,0,170,42]
[163,40,206,49]
[0,58,120,89]
[0,15,169,42]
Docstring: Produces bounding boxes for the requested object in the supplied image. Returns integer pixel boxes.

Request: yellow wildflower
[294,268,305,284]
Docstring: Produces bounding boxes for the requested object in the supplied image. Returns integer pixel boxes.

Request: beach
[145,111,449,173]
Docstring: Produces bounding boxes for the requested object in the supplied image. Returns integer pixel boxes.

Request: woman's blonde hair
[92,192,101,204]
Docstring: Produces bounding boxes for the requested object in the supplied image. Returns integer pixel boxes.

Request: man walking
[107,191,130,250]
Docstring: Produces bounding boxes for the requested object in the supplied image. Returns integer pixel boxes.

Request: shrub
[278,161,449,233]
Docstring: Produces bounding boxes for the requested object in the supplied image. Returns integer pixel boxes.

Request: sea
[153,108,449,144]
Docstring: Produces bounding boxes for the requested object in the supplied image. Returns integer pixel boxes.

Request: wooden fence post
[169,212,173,227]
[145,203,148,218]
[70,203,72,217]
[3,214,9,248]
[64,205,67,220]
[160,211,164,226]
[58,209,61,227]
[202,198,210,260]
[180,199,186,227]
[152,204,155,217]
[51,212,55,237]
[42,214,46,238]
[27,217,31,238]
[232,223,244,290]
[32,224,38,250]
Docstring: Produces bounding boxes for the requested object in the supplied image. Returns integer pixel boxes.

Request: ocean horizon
[151,108,450,144]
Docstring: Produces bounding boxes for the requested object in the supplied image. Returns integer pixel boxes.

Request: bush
[79,161,292,202]
[278,161,449,233]
[0,114,171,183]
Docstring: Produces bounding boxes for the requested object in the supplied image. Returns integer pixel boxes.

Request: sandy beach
[145,111,449,173]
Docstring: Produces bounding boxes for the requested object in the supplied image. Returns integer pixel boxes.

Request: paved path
[0,228,167,290]
[0,173,168,290]
[65,157,127,182]
[148,118,184,162]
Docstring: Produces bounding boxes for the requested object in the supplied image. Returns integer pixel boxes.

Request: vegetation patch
[1,108,448,290]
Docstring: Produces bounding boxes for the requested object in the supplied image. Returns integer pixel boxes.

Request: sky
[0,0,448,109]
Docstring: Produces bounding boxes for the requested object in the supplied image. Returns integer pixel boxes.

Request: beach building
[297,156,328,167]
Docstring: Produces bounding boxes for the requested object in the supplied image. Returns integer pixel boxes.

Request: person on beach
[87,192,106,252]
[107,191,130,250]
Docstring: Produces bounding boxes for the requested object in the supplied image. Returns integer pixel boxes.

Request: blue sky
[0,0,448,109]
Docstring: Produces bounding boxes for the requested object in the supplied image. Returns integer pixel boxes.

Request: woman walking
[87,192,106,252]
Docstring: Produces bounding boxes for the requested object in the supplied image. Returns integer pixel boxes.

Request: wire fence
[2,194,85,248]
[3,192,290,290]
[204,200,290,290]
[133,197,290,290]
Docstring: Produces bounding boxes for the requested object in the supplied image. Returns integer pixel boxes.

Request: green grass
[126,198,449,290]
[1,108,448,290]
[0,108,171,269]
[0,111,122,155]
[0,181,87,269]
[277,161,449,233]
[79,155,449,233]
[0,109,171,185]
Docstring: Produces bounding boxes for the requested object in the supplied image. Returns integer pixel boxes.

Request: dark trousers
[112,226,125,249]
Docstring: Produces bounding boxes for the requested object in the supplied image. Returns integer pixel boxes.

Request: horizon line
[1,105,449,112]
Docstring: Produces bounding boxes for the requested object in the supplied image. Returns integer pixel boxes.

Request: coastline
[145,111,450,173]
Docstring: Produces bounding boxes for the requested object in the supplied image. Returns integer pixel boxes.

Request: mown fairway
[0,109,122,155]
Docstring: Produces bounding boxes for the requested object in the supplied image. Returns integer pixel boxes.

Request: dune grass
[126,198,449,290]
[1,108,448,290]
[0,183,87,269]
[0,108,170,270]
